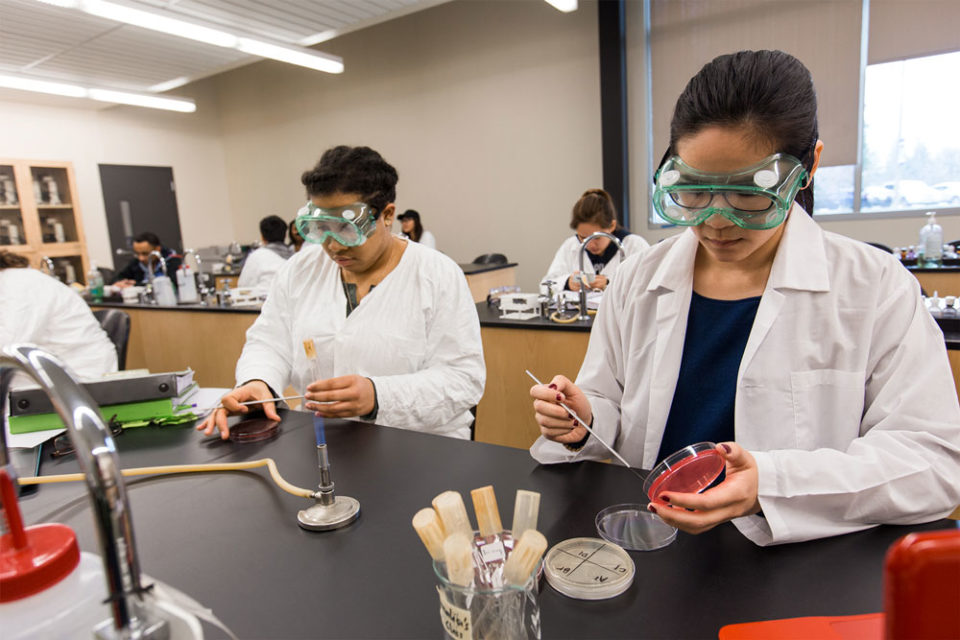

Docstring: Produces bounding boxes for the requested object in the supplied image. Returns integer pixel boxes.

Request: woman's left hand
[304,375,375,418]
[649,442,761,535]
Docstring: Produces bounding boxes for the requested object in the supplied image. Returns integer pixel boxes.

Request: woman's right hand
[196,380,280,440]
[529,374,592,444]
[567,273,582,292]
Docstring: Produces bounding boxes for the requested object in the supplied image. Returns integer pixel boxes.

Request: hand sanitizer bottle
[922,212,943,267]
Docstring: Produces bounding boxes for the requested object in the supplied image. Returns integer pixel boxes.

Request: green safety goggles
[295,202,378,247]
[652,153,808,230]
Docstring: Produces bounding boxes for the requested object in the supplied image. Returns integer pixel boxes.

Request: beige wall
[0,83,232,270]
[209,0,603,291]
[1,0,958,283]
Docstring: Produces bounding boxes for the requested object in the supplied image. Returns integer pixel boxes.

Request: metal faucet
[0,345,168,639]
[143,250,168,305]
[182,248,210,302]
[576,232,625,321]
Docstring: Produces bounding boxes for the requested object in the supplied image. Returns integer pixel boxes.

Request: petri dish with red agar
[228,417,281,443]
[643,441,725,506]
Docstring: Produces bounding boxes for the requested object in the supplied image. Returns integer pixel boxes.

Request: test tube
[412,508,446,561]
[443,533,476,587]
[503,529,547,586]
[433,491,473,539]
[510,490,540,541]
[470,485,503,539]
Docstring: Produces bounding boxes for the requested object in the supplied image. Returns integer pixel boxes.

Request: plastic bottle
[922,211,943,267]
[87,262,104,302]
[153,274,178,306]
[177,264,199,304]
[0,469,112,639]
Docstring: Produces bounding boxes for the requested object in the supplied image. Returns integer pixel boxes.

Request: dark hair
[570,189,617,230]
[0,250,29,269]
[133,231,161,247]
[260,215,288,244]
[400,209,423,243]
[288,218,303,247]
[300,145,398,217]
[666,50,819,214]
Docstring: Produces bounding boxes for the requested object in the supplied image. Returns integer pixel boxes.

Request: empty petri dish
[544,537,635,600]
[643,441,724,505]
[596,504,677,551]
[228,417,280,443]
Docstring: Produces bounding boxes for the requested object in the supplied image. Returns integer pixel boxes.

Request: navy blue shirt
[656,291,761,462]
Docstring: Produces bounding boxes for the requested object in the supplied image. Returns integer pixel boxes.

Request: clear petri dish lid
[229,417,281,443]
[596,504,677,551]
[544,537,635,600]
[643,441,724,505]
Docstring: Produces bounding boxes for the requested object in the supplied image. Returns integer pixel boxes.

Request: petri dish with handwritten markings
[543,537,635,600]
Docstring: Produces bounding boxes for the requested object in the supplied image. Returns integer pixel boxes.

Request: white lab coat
[237,246,290,296]
[531,208,960,545]
[541,233,650,288]
[235,241,485,439]
[400,230,437,250]
[0,268,117,380]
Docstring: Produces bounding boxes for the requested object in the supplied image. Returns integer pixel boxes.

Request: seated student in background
[541,189,649,292]
[288,217,305,253]
[397,209,436,250]
[0,251,117,379]
[529,49,960,546]
[113,231,182,287]
[199,145,485,440]
[238,215,293,296]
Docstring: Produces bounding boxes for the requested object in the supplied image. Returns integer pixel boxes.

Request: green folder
[8,398,178,434]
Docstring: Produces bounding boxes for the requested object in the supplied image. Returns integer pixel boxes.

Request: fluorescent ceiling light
[41,0,344,74]
[236,38,343,74]
[0,73,195,112]
[0,74,87,98]
[148,76,191,93]
[83,0,237,47]
[87,88,196,112]
[544,0,578,12]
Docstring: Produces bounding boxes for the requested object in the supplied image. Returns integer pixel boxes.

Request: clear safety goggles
[652,153,808,230]
[295,202,378,247]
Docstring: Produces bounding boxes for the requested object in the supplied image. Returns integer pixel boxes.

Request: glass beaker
[433,532,542,640]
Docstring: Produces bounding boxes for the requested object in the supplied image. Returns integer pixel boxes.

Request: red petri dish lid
[229,417,281,443]
[643,442,725,504]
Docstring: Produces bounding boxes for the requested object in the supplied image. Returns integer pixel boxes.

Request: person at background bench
[199,145,485,440]
[398,209,436,250]
[113,231,182,288]
[238,215,293,296]
[288,217,305,253]
[529,50,960,546]
[0,250,117,379]
[541,188,649,293]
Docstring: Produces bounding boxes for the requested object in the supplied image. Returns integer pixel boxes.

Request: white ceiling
[0,0,451,100]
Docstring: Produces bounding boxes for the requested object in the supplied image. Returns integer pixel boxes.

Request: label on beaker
[437,587,471,640]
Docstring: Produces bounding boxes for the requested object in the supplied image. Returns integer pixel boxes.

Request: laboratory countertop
[89,299,262,313]
[18,411,952,639]
[476,300,593,332]
[458,261,518,275]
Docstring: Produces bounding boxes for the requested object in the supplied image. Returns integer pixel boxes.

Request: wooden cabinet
[0,160,89,284]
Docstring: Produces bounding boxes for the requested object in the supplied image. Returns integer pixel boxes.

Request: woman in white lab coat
[200,146,484,440]
[541,189,649,292]
[529,50,960,545]
[0,251,117,379]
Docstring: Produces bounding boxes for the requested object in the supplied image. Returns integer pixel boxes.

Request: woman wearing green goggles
[653,153,809,231]
[530,49,960,548]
